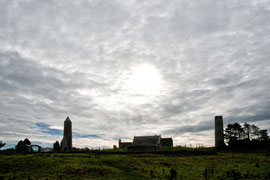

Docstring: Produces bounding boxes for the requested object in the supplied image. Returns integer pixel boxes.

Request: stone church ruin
[118,139,132,149]
[49,115,225,152]
[15,138,41,153]
[9,114,229,154]
[119,135,173,152]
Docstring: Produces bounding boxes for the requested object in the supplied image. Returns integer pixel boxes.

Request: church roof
[133,135,161,146]
[161,138,173,141]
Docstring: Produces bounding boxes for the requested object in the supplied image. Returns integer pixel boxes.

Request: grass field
[0,150,269,179]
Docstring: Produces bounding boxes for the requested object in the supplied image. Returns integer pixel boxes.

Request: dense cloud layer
[0,0,270,148]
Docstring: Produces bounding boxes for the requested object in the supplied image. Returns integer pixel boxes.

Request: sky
[0,0,270,149]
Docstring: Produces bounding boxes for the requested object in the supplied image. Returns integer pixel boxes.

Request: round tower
[63,116,72,151]
[215,116,225,148]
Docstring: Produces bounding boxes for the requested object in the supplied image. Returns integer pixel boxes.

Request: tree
[251,124,260,140]
[224,123,235,142]
[0,141,6,149]
[225,122,269,148]
[259,129,269,141]
[224,123,244,143]
[243,123,251,140]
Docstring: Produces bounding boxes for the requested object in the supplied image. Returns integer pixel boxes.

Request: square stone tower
[215,116,225,148]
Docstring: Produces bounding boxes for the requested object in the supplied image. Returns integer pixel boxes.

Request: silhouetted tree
[259,129,269,141]
[224,124,233,142]
[224,123,244,142]
[225,122,269,148]
[250,124,260,140]
[0,141,6,149]
[243,123,251,140]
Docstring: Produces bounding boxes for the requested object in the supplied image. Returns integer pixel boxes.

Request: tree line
[224,122,269,148]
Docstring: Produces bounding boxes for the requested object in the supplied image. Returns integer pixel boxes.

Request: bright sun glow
[96,63,165,109]
[125,64,163,97]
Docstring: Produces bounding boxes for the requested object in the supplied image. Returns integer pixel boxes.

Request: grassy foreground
[0,150,269,179]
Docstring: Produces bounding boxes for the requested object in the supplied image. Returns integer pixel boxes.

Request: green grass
[0,151,269,179]
[162,146,216,151]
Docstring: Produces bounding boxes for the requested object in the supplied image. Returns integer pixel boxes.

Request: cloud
[162,120,214,135]
[35,123,62,136]
[0,0,270,149]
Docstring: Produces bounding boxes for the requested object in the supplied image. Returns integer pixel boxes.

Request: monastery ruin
[53,115,225,152]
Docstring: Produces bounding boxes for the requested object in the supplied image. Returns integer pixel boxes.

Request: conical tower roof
[65,116,71,122]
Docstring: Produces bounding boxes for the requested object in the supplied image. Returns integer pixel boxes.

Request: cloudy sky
[1,0,270,149]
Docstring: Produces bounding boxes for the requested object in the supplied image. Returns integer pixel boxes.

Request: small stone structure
[15,138,31,153]
[61,117,72,151]
[119,139,132,149]
[215,115,225,148]
[15,138,41,153]
[161,138,173,147]
[40,147,53,152]
[30,145,41,152]
[53,141,61,152]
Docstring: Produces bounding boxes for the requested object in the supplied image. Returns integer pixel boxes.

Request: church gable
[133,135,161,146]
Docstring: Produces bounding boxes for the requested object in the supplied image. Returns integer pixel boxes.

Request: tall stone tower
[119,139,121,149]
[61,117,72,151]
[215,116,225,148]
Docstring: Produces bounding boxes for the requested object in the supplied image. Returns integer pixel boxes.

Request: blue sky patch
[113,137,132,141]
[35,122,62,136]
[73,132,101,139]
[35,122,101,139]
